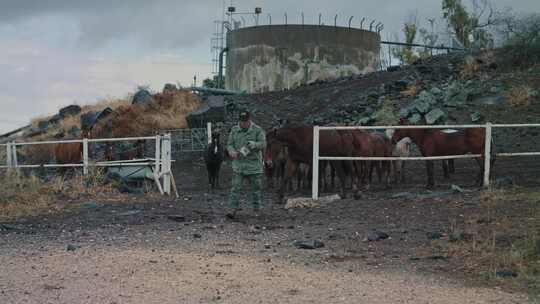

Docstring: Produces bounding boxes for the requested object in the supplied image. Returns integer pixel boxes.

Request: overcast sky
[0,0,537,134]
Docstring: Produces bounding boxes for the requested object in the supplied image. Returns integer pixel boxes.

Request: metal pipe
[268,14,271,25]
[301,12,304,25]
[190,86,242,95]
[369,20,375,31]
[381,40,464,51]
[360,17,365,29]
[319,13,322,25]
[334,14,338,27]
[285,13,287,25]
[348,16,354,28]
[218,47,229,89]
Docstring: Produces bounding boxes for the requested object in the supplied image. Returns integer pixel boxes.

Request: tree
[442,0,496,49]
[498,13,540,65]
[392,13,420,64]
[418,18,439,58]
[402,22,419,64]
[202,76,219,88]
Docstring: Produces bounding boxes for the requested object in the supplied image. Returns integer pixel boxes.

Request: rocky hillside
[225,51,540,152]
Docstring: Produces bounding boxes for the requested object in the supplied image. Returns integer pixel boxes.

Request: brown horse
[54,130,92,170]
[268,126,355,200]
[392,118,492,188]
[367,132,393,187]
[264,137,288,189]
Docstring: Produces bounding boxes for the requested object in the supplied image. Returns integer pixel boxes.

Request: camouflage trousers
[228,173,263,210]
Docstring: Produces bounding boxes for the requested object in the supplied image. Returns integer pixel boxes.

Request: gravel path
[0,229,529,304]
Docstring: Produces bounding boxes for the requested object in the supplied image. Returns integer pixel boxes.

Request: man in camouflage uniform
[225,110,266,218]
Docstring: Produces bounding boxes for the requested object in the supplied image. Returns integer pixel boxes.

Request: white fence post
[11,143,18,174]
[312,126,320,200]
[207,122,212,144]
[162,133,172,195]
[6,143,12,170]
[83,138,89,175]
[154,135,164,195]
[483,122,492,188]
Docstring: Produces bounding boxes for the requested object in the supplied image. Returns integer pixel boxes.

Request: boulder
[293,240,325,250]
[470,111,483,122]
[425,108,445,124]
[132,89,154,106]
[48,114,62,125]
[59,105,82,117]
[37,120,49,131]
[96,107,113,121]
[80,112,97,131]
[408,113,422,124]
[186,96,225,129]
[366,230,389,241]
[67,126,80,138]
[163,83,177,93]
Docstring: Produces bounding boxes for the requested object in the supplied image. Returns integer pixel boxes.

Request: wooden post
[483,122,492,188]
[312,126,320,200]
[83,138,89,175]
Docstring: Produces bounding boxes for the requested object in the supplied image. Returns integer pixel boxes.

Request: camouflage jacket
[226,122,266,174]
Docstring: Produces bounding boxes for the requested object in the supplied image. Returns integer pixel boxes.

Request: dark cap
[239,111,250,122]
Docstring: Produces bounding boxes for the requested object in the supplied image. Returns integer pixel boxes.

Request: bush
[498,13,540,67]
[504,85,537,107]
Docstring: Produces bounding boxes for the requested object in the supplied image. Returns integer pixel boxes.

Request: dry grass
[28,90,201,142]
[504,85,537,107]
[434,188,540,296]
[400,84,418,98]
[91,90,201,138]
[0,168,116,221]
[81,97,131,113]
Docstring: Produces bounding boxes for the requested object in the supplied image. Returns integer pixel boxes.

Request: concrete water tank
[225,25,380,93]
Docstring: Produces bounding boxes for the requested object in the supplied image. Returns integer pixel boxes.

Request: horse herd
[205,119,493,201]
[53,118,491,199]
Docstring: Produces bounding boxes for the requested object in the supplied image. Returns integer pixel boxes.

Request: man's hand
[228,149,239,159]
[247,141,257,149]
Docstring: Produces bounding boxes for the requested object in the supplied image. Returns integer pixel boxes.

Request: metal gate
[166,126,210,159]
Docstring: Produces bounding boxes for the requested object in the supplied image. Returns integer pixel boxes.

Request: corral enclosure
[225,25,380,93]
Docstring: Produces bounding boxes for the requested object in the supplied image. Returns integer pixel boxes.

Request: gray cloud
[0,0,537,51]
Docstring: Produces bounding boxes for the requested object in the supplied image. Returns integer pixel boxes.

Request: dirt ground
[1,156,538,304]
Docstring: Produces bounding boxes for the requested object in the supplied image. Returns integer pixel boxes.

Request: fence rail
[312,123,540,200]
[0,135,175,197]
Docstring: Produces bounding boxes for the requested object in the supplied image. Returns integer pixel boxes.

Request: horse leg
[278,159,298,201]
[377,161,383,183]
[475,157,484,186]
[331,161,347,199]
[442,160,450,180]
[330,163,336,190]
[400,161,406,184]
[449,159,455,174]
[383,161,391,189]
[426,160,435,188]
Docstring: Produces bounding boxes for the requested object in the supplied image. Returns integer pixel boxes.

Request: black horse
[204,132,224,189]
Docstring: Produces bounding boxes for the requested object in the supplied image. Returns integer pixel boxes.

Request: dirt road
[0,184,531,304]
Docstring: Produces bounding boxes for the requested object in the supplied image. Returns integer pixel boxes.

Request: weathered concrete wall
[226,25,380,93]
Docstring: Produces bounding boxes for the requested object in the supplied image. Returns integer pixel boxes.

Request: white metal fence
[0,134,174,196]
[312,123,540,200]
